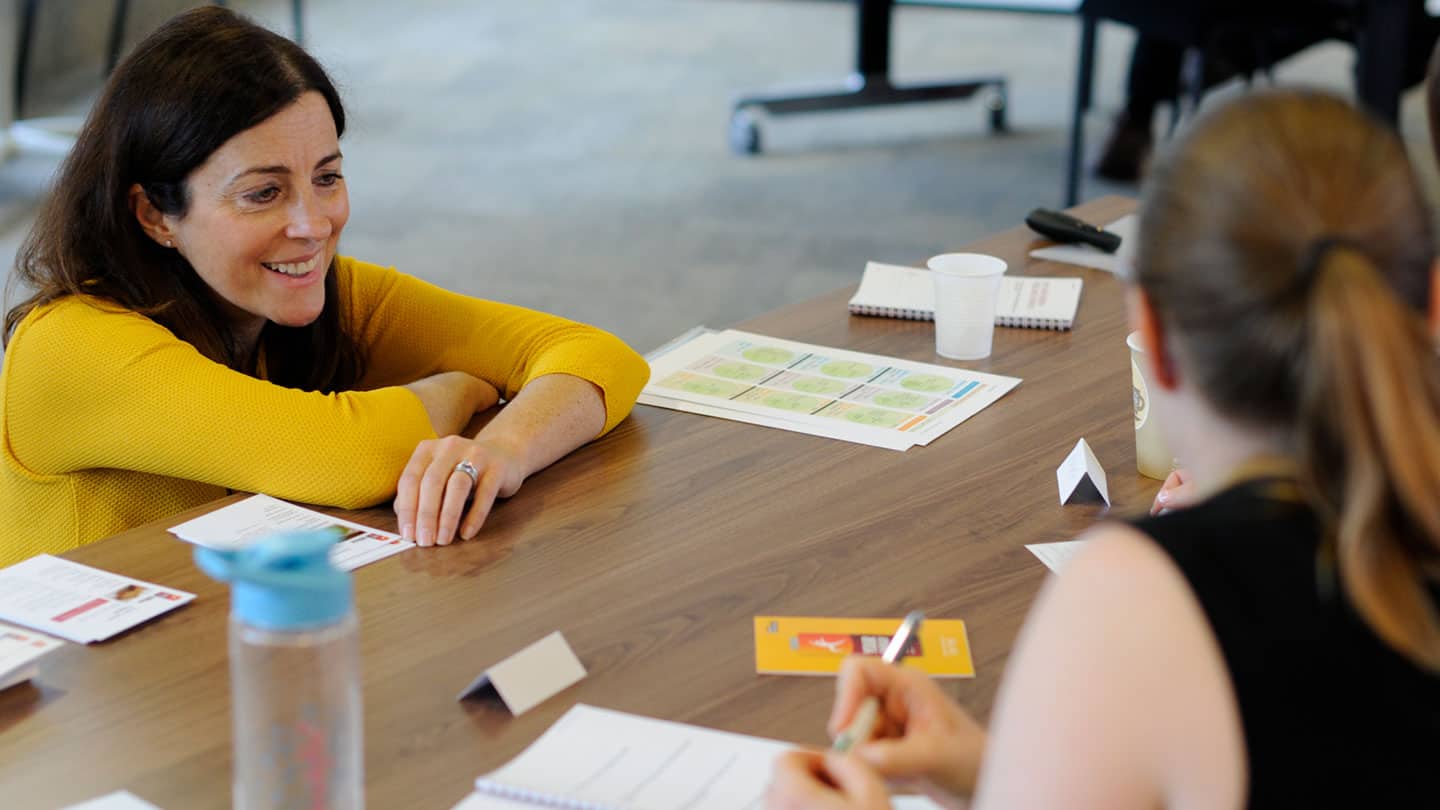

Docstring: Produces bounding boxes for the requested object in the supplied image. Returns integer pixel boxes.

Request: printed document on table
[169,494,413,571]
[464,703,787,808]
[640,329,1021,451]
[0,556,195,644]
[640,390,914,450]
[0,620,65,690]
[642,327,917,450]
[452,703,946,809]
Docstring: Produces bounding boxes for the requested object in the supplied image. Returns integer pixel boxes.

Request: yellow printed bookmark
[754,616,974,678]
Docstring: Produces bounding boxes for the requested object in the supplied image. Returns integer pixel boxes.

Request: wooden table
[0,197,1149,809]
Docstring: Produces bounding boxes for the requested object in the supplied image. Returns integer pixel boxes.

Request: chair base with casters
[729,73,1009,156]
[728,0,1030,155]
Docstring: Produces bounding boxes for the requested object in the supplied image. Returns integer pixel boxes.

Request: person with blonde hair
[0,7,649,565]
[768,90,1440,808]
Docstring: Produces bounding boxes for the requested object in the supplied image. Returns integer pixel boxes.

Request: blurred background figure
[1094,0,1440,181]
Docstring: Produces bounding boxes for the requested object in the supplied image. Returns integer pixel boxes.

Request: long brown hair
[4,6,363,391]
[1138,90,1440,670]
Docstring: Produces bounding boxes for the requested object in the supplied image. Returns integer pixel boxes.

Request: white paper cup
[928,253,1007,360]
[1127,330,1175,480]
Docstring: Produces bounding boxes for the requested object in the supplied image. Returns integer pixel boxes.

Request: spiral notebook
[848,261,1083,330]
[452,703,943,809]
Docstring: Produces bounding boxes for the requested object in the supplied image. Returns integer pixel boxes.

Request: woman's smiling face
[160,91,348,345]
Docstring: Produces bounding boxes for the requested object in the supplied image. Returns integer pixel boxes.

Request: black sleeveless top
[1131,481,1440,808]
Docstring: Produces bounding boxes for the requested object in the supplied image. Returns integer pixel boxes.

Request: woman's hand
[395,372,607,547]
[395,371,508,545]
[767,750,892,810]
[393,434,526,546]
[827,656,986,802]
[1149,467,1197,516]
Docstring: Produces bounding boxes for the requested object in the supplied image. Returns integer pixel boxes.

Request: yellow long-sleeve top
[0,257,649,566]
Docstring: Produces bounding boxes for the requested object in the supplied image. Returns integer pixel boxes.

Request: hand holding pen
[826,613,986,800]
[832,611,925,752]
[767,613,987,808]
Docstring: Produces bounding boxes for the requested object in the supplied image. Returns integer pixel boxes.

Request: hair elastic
[1297,235,1360,290]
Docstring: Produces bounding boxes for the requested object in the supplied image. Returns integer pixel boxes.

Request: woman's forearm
[472,372,606,494]
[403,371,498,437]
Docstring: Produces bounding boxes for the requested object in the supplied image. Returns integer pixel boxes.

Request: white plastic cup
[1127,330,1175,480]
[928,253,1008,360]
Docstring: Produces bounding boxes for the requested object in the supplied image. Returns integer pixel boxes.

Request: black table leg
[14,0,39,120]
[1065,14,1097,207]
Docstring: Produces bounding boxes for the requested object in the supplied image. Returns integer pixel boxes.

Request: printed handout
[169,494,413,571]
[0,556,194,644]
[641,329,1020,451]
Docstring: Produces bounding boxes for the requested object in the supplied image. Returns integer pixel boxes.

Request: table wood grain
[0,196,1149,809]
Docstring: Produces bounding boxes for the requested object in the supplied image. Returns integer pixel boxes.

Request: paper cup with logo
[1127,330,1174,480]
[928,253,1007,360]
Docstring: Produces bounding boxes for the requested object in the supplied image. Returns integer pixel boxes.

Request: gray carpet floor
[1,0,1435,353]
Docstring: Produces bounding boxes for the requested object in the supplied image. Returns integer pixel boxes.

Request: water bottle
[196,531,364,810]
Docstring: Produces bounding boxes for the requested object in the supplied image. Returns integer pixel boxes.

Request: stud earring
[165,240,173,248]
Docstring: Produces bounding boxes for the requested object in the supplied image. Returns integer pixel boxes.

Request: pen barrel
[833,696,880,753]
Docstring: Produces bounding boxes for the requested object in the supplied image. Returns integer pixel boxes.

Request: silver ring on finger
[453,459,479,492]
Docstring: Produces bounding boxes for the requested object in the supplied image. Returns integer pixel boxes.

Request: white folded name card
[456,630,587,715]
[1057,438,1109,506]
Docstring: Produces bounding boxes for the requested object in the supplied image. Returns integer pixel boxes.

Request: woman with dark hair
[767,91,1440,808]
[0,7,649,565]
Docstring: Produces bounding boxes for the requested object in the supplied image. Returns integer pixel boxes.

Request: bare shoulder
[1062,521,1191,602]
[974,522,1245,810]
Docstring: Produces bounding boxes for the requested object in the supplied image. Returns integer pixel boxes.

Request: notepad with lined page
[451,703,944,810]
[848,261,1083,330]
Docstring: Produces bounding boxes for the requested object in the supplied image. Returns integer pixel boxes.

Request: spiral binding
[474,779,621,810]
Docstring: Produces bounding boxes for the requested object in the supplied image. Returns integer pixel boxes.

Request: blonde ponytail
[1138,90,1440,671]
[1300,246,1440,670]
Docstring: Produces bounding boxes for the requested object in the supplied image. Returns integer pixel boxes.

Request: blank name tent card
[456,631,587,715]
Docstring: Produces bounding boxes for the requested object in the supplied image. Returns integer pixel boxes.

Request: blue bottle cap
[194,530,353,631]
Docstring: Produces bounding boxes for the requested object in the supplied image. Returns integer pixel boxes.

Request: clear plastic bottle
[196,531,364,810]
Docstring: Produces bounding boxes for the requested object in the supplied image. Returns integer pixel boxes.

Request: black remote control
[1025,208,1122,253]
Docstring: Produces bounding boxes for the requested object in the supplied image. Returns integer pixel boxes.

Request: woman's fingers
[393,441,434,541]
[766,749,890,810]
[460,465,503,540]
[821,751,891,809]
[396,436,526,546]
[828,657,910,739]
[767,751,850,810]
[434,465,477,545]
[405,436,469,545]
[1151,467,1194,515]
